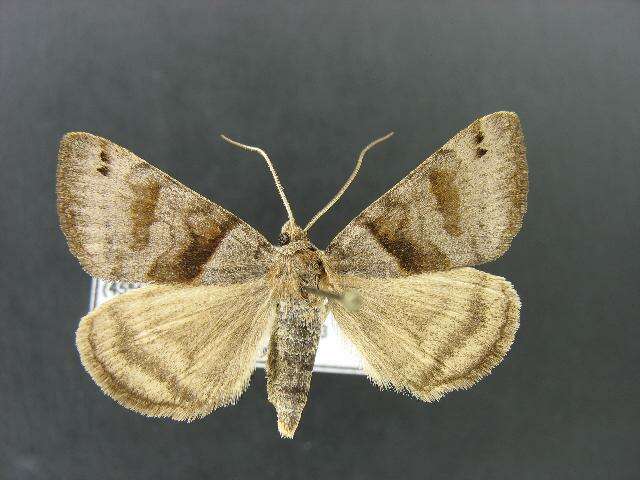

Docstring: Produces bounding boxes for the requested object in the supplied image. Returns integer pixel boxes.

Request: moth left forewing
[57,132,275,285]
[76,278,275,420]
[329,268,520,401]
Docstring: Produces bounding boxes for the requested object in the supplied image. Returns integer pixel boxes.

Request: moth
[57,111,527,438]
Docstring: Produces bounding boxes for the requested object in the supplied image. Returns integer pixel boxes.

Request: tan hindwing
[326,111,527,277]
[57,132,275,284]
[330,268,520,401]
[76,279,274,420]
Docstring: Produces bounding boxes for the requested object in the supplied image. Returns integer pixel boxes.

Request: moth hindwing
[58,111,527,438]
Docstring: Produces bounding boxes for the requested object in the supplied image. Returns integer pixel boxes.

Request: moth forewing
[56,132,275,286]
[326,111,527,277]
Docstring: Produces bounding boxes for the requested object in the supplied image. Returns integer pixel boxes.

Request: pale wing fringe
[331,268,520,402]
[76,278,274,420]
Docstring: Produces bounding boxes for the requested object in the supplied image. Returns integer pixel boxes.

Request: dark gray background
[1,1,638,479]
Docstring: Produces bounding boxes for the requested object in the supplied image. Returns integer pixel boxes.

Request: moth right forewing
[326,112,527,277]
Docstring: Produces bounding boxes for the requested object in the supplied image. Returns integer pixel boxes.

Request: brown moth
[57,111,527,438]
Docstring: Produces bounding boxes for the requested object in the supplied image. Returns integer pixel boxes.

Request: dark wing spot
[474,131,484,144]
[363,219,450,273]
[148,215,240,282]
[129,179,161,251]
[476,148,488,158]
[97,165,109,176]
[176,219,234,280]
[100,150,111,164]
[428,168,463,237]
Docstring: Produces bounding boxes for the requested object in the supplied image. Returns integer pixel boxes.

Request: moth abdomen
[266,299,325,438]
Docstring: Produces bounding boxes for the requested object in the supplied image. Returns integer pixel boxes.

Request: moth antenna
[303,131,394,232]
[220,134,295,224]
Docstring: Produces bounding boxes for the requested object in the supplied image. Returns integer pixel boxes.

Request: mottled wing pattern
[76,279,274,420]
[331,268,520,401]
[57,132,274,285]
[326,112,527,277]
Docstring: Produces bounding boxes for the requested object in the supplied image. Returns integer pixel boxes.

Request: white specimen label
[89,279,364,375]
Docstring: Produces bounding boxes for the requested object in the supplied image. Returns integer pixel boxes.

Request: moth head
[279,220,306,246]
[220,131,394,237]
